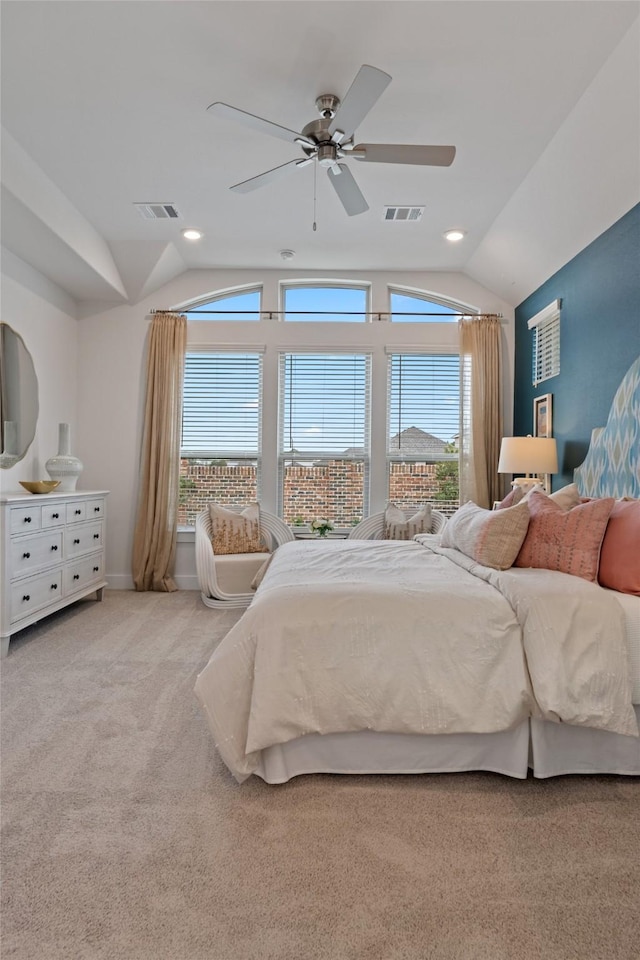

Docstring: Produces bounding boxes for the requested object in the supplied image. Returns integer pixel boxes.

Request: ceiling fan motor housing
[315,94,340,118]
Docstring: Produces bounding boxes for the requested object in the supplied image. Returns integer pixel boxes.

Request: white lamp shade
[497,436,558,475]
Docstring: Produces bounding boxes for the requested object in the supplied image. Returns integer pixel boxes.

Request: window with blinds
[387,353,460,513]
[278,352,371,526]
[179,352,262,523]
[528,299,561,386]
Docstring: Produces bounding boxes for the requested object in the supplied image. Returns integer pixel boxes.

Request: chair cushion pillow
[384,503,432,540]
[515,492,615,581]
[209,502,264,555]
[441,500,531,569]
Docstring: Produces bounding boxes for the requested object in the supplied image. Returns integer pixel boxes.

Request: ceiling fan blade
[208,101,314,146]
[328,65,391,140]
[230,159,307,194]
[327,164,369,216]
[352,144,456,166]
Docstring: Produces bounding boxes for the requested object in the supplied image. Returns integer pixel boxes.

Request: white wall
[77,268,514,589]
[0,249,79,493]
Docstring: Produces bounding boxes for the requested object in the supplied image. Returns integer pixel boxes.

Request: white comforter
[194,539,638,782]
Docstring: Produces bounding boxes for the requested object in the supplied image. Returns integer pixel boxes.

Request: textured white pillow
[209,502,265,555]
[441,500,531,570]
[384,503,432,540]
[522,482,582,511]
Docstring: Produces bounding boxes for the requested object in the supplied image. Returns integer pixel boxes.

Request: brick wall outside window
[179,459,459,526]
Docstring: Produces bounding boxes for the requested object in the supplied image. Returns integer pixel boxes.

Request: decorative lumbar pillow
[515,492,615,581]
[384,503,432,540]
[440,500,531,569]
[597,499,640,595]
[209,502,265,555]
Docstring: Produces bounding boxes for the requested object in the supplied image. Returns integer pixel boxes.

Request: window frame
[180,285,262,321]
[388,286,471,322]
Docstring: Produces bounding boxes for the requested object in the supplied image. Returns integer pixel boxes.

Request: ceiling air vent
[383,206,424,222]
[134,202,181,220]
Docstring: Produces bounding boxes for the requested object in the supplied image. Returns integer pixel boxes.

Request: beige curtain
[132,311,187,591]
[459,316,503,509]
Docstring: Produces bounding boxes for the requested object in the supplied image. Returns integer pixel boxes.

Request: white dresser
[0,490,108,657]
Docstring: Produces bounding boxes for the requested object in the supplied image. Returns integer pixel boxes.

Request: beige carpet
[1,590,639,960]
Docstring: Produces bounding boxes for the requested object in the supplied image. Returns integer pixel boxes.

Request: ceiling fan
[207,64,456,216]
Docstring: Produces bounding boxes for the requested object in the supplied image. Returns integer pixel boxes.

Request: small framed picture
[533,393,552,438]
[533,393,553,492]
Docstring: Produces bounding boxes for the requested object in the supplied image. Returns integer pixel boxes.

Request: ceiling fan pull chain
[313,161,318,231]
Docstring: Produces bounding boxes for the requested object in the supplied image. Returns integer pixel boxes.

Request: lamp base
[510,476,543,494]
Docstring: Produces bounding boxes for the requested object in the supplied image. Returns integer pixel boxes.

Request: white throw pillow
[384,503,432,540]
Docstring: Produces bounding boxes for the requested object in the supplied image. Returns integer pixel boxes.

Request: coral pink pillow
[515,492,615,581]
[598,499,640,595]
[495,486,525,509]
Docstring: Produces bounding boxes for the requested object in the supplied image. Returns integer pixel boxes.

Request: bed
[195,357,640,783]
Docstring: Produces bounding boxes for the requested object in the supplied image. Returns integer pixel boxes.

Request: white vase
[45,423,83,491]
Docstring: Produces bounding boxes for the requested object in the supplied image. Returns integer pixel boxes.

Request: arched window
[282,283,369,322]
[187,287,261,321]
[389,289,460,322]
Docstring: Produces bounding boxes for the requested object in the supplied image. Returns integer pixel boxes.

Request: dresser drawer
[65,521,103,558]
[10,530,64,576]
[10,505,42,534]
[66,555,104,595]
[41,503,66,527]
[66,501,87,524]
[85,498,106,520]
[10,569,64,624]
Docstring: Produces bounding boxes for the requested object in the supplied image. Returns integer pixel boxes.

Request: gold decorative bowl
[19,480,61,495]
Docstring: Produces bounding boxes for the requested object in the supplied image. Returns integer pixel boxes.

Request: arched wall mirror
[0,323,39,468]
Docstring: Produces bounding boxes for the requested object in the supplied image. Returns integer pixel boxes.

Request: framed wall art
[533,393,553,491]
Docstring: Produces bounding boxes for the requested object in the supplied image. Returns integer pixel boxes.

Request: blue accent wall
[514,204,640,489]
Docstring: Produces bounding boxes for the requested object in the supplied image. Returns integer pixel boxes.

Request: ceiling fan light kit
[208,64,456,218]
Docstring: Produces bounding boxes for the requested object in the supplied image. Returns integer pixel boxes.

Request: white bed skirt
[531,705,640,777]
[254,708,640,783]
[255,723,531,783]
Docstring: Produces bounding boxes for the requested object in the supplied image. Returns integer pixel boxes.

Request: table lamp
[497,435,558,493]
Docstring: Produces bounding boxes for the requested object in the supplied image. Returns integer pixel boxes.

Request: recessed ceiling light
[182,228,203,241]
[444,229,466,243]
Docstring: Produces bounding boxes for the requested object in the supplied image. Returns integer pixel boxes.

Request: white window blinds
[387,353,460,457]
[182,352,262,456]
[279,353,370,456]
[528,299,561,386]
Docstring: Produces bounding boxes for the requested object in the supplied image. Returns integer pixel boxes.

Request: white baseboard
[105,574,199,591]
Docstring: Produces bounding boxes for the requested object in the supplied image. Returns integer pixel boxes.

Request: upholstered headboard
[574,355,640,498]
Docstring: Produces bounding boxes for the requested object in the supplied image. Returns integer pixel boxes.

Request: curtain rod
[151,309,503,319]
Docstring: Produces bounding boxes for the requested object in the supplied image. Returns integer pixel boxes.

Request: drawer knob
[73,538,80,545]
[73,574,80,581]
[93,534,100,540]
[75,509,82,515]
[22,552,31,559]
[52,512,59,519]
[51,583,58,590]
[24,516,32,523]
[93,566,99,573]
[51,545,58,551]
[22,594,30,602]
[94,507,100,513]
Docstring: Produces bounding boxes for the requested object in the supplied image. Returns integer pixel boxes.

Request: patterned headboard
[574,355,640,498]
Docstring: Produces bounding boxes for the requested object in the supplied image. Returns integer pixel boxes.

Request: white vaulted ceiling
[1,1,638,308]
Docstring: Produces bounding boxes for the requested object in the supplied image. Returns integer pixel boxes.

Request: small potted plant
[310,517,334,538]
